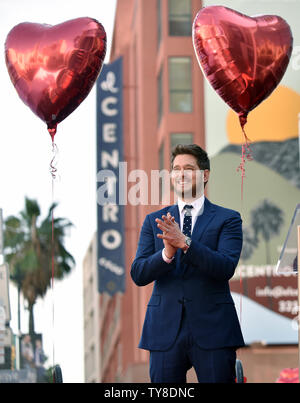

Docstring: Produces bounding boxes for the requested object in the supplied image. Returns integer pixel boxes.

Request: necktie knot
[183,205,193,216]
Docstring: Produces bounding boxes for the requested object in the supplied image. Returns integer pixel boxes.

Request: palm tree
[241,225,258,262]
[250,199,284,310]
[4,197,75,341]
[239,225,259,298]
[250,199,284,264]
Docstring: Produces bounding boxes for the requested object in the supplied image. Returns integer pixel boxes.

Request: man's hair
[171,144,210,171]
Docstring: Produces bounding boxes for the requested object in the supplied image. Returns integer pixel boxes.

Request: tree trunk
[28,302,37,357]
[265,240,271,265]
[28,302,35,338]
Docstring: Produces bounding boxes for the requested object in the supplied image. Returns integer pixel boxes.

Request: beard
[173,181,203,200]
[179,183,196,199]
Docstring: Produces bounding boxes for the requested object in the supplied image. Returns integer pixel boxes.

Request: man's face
[171,154,209,200]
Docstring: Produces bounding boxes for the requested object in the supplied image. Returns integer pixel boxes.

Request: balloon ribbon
[237,113,253,200]
[49,129,58,379]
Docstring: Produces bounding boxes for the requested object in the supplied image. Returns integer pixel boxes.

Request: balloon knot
[48,125,57,143]
[238,113,248,130]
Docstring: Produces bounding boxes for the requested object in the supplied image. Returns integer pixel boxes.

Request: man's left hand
[155,214,186,249]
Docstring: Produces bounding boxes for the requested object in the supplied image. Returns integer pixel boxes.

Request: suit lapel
[167,204,180,226]
[191,198,216,242]
[181,198,216,276]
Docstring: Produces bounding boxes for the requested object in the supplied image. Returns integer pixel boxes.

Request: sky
[0,0,117,382]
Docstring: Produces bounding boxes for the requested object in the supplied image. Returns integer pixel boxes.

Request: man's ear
[204,169,210,184]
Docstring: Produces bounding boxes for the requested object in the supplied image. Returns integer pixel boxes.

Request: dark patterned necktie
[182,205,193,238]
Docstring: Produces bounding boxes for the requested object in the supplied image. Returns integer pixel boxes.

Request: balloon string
[236,264,244,370]
[51,177,55,374]
[237,114,253,200]
[50,141,59,180]
[48,127,58,381]
[239,266,243,326]
[50,138,57,376]
[236,114,250,369]
[239,185,245,331]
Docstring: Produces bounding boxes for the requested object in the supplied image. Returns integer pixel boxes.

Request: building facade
[83,233,100,383]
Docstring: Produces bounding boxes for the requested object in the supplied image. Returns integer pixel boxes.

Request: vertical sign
[96,57,125,295]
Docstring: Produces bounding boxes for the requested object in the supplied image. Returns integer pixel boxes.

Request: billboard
[96,57,125,296]
[202,0,300,344]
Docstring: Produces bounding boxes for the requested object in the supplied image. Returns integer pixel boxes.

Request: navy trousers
[149,307,236,383]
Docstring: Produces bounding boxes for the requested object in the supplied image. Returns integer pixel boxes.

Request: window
[157,0,162,47]
[171,133,194,151]
[157,67,163,125]
[168,0,192,36]
[169,57,192,113]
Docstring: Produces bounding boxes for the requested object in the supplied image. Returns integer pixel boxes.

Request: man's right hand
[160,213,178,258]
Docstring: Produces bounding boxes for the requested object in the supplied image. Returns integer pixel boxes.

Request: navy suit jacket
[130,198,245,351]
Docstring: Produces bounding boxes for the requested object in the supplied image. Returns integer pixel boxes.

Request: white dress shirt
[162,195,205,263]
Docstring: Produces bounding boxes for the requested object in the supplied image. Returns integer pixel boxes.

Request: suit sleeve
[182,212,243,281]
[130,214,175,286]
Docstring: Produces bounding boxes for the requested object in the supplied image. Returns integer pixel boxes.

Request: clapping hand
[155,212,186,257]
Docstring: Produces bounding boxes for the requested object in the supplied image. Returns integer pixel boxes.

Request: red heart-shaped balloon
[193,6,293,127]
[5,17,106,138]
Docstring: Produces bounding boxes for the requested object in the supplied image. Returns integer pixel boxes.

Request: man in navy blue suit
[131,144,244,383]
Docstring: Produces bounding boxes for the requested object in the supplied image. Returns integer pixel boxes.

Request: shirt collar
[177,194,205,215]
